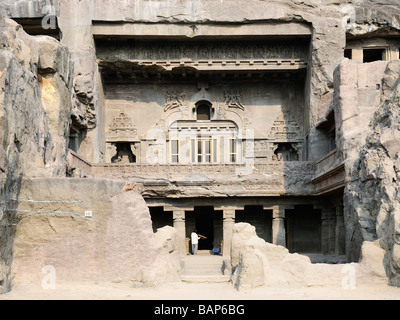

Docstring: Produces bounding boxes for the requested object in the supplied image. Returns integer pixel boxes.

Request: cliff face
[0,18,73,181]
[342,60,400,285]
[0,18,73,292]
[0,19,181,292]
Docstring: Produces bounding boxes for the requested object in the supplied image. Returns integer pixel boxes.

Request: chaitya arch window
[196,101,212,120]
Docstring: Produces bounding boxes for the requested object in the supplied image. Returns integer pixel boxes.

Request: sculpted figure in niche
[111,143,136,163]
[273,143,299,161]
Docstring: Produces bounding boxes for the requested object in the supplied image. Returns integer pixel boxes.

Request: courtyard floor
[1,280,400,300]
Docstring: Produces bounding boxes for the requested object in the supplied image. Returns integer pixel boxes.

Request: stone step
[182,269,224,275]
[180,254,229,283]
[180,274,231,284]
[183,261,223,266]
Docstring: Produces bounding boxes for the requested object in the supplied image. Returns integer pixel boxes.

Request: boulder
[105,191,181,285]
[231,223,310,289]
[232,236,266,289]
[9,179,181,288]
[230,223,257,271]
[359,241,387,278]
[230,223,389,289]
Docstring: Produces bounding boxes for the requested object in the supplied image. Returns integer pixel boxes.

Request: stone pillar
[222,209,236,257]
[335,206,346,255]
[105,143,117,163]
[321,208,336,255]
[321,208,330,255]
[328,208,337,254]
[352,48,363,62]
[272,206,286,247]
[173,209,186,256]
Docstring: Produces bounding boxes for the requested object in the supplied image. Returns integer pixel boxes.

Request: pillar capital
[271,205,286,219]
[172,210,186,256]
[223,208,236,221]
[172,209,186,222]
[222,208,236,257]
[172,208,185,215]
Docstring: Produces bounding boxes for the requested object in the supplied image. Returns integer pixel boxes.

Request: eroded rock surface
[8,179,181,289]
[0,18,73,292]
[231,223,387,290]
[341,60,400,286]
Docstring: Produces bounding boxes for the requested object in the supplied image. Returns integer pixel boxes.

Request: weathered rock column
[321,208,330,255]
[173,210,186,256]
[328,208,337,254]
[321,208,336,255]
[223,209,236,257]
[335,206,346,255]
[272,206,286,247]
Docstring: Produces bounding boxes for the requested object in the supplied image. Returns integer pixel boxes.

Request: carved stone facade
[3,0,400,293]
[96,27,336,258]
[122,41,308,60]
[92,17,344,260]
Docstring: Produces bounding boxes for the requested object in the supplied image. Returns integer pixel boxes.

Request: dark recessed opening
[363,48,385,63]
[344,49,352,59]
[196,102,211,120]
[149,207,173,232]
[111,143,136,163]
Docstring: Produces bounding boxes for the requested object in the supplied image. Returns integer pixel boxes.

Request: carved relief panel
[106,112,138,142]
[105,112,140,163]
[268,109,302,142]
[101,40,309,62]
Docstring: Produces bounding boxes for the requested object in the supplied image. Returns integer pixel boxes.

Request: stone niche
[345,37,400,63]
[105,111,140,163]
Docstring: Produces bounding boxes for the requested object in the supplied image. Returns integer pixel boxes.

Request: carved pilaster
[173,209,187,256]
[272,205,286,247]
[320,207,336,255]
[222,209,236,257]
[335,206,346,255]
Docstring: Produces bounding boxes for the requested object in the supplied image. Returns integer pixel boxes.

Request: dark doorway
[186,206,222,251]
[363,48,385,63]
[195,206,213,250]
[285,205,321,253]
[149,207,173,232]
[235,206,272,243]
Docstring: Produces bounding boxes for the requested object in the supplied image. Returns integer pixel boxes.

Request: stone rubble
[230,222,388,290]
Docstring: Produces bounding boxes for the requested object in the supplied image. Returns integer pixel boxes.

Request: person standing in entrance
[191,229,201,255]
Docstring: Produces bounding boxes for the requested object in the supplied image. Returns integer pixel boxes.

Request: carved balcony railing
[91,161,317,197]
[91,162,314,178]
[312,150,345,195]
[67,148,317,197]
